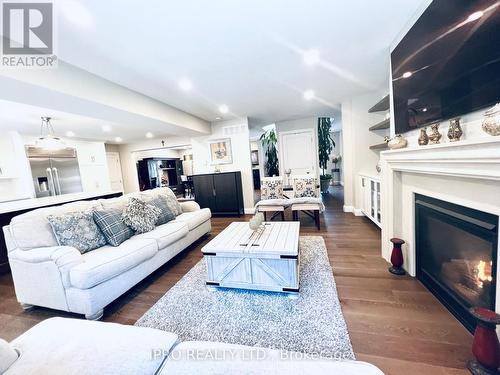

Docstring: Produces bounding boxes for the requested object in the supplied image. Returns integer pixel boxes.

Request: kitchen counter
[0,191,123,214]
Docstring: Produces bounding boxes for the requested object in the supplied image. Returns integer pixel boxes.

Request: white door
[279,129,316,176]
[106,152,124,192]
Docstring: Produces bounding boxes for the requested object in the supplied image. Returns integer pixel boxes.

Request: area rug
[135,236,354,360]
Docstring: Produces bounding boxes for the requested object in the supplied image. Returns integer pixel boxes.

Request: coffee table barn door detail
[202,222,300,293]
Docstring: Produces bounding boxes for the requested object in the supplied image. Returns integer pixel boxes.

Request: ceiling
[54,0,427,126]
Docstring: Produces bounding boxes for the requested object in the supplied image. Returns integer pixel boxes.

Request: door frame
[106,151,124,192]
[278,128,317,178]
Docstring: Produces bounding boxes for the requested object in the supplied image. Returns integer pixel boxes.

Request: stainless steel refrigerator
[26,146,83,198]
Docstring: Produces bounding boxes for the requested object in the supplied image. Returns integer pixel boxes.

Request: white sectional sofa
[2,188,211,320]
[2,318,385,375]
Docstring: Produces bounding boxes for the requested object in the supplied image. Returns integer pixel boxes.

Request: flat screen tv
[391,0,500,134]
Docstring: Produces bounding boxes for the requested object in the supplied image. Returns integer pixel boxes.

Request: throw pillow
[260,177,283,200]
[293,177,318,198]
[122,197,161,234]
[163,190,182,216]
[150,196,176,225]
[93,208,134,246]
[47,211,107,253]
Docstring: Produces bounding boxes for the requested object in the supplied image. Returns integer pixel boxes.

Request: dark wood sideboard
[192,172,244,216]
[0,192,122,275]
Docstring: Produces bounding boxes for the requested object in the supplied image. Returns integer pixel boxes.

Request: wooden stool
[468,307,500,375]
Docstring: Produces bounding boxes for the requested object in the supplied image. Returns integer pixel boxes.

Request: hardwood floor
[0,186,472,374]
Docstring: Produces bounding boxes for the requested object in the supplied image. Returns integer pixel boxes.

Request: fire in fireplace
[415,194,498,332]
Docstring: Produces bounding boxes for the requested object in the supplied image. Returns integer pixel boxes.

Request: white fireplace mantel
[379,137,500,313]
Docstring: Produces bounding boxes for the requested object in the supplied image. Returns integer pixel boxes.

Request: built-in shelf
[369,142,389,150]
[369,118,390,131]
[368,94,390,113]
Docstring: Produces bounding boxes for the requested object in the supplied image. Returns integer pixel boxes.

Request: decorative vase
[389,238,406,275]
[428,123,442,144]
[418,127,429,146]
[320,177,331,194]
[387,134,407,150]
[482,103,500,136]
[467,307,500,375]
[447,117,463,142]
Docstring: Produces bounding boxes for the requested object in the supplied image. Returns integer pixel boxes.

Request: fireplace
[415,194,498,332]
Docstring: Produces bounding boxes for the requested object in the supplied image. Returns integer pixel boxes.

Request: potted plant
[318,117,335,194]
[260,129,279,176]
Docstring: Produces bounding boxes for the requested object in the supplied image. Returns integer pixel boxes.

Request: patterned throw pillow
[293,176,318,198]
[162,190,182,216]
[122,197,161,234]
[93,208,134,246]
[47,211,106,253]
[150,196,176,225]
[260,177,283,200]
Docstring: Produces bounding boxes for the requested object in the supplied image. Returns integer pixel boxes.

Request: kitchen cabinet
[360,174,381,228]
[76,142,107,166]
[192,172,244,216]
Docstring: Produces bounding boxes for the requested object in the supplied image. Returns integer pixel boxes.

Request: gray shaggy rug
[135,236,354,360]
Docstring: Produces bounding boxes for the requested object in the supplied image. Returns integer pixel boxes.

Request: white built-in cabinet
[75,142,111,193]
[359,174,381,228]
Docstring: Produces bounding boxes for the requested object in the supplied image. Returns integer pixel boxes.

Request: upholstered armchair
[256,176,286,221]
[290,175,322,229]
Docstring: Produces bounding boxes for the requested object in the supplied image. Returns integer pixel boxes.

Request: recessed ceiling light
[114,137,122,142]
[146,132,154,138]
[303,49,320,66]
[422,107,428,112]
[467,11,484,22]
[102,125,112,132]
[219,105,229,114]
[402,71,412,79]
[65,131,75,137]
[303,90,315,100]
[179,79,193,91]
[215,116,222,120]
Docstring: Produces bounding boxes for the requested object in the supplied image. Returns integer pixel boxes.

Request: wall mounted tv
[391,0,500,134]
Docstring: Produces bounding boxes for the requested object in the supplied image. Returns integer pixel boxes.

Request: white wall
[191,118,254,212]
[342,90,388,212]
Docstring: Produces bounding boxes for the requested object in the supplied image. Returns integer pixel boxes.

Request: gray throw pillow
[163,193,182,216]
[47,211,106,253]
[93,208,134,246]
[122,197,161,234]
[151,196,175,225]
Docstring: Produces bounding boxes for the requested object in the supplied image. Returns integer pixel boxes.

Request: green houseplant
[260,129,279,176]
[318,117,335,194]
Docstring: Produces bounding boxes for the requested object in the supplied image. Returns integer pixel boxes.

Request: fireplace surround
[415,194,498,332]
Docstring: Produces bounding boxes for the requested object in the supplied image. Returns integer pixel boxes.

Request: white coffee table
[202,221,300,293]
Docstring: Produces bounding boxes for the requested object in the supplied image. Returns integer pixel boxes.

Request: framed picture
[209,138,232,165]
[251,150,259,165]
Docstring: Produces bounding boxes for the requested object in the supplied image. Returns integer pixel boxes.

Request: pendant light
[36,116,66,150]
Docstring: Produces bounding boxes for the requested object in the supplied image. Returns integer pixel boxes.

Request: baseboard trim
[343,205,354,213]
[353,208,365,216]
[244,208,255,215]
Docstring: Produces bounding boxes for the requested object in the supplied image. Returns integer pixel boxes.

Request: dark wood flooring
[0,186,472,374]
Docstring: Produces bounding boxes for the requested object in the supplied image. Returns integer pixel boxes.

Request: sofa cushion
[69,238,158,289]
[136,221,188,249]
[122,197,161,234]
[47,211,107,253]
[173,208,211,230]
[93,208,134,246]
[0,338,18,373]
[8,318,178,375]
[9,200,102,250]
[158,341,384,375]
[151,196,176,225]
